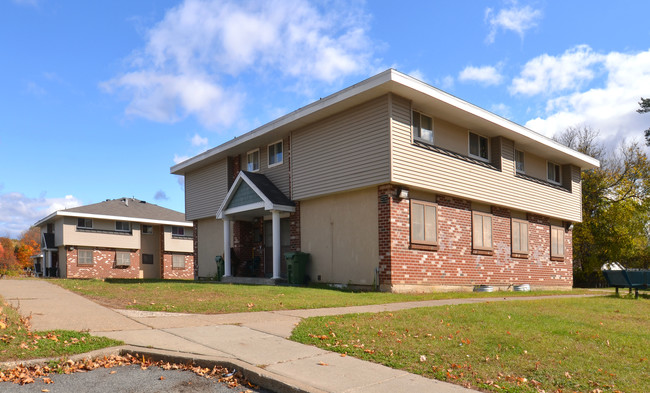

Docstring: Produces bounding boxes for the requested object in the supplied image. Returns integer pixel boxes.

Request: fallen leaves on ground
[0,353,257,389]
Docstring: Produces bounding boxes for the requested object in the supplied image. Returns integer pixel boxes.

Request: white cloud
[485,2,542,44]
[173,154,190,165]
[523,48,650,143]
[490,103,512,119]
[103,0,374,129]
[191,133,208,147]
[511,45,604,96]
[154,190,169,201]
[0,193,81,238]
[458,65,503,86]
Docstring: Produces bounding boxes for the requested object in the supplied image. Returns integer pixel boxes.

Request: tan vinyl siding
[292,95,391,200]
[240,137,291,196]
[61,217,141,249]
[163,226,193,253]
[522,151,547,180]
[390,95,582,222]
[185,159,229,220]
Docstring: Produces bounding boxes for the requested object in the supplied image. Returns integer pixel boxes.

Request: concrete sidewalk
[0,279,594,393]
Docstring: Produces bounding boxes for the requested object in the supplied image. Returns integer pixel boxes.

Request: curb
[0,345,327,393]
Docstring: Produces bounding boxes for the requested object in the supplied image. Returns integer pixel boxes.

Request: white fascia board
[222,202,266,217]
[171,70,394,175]
[52,211,193,227]
[171,68,599,174]
[391,72,600,169]
[33,211,58,227]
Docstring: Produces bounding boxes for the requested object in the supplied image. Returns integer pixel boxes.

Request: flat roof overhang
[171,69,600,176]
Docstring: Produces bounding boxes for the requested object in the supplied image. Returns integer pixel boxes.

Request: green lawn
[291,295,649,392]
[53,279,595,314]
[0,297,121,362]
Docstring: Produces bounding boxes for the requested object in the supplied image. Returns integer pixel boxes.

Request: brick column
[289,201,301,252]
[193,220,199,280]
[378,184,398,290]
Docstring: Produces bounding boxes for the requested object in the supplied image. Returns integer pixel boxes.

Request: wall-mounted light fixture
[68,246,74,251]
[395,188,410,200]
[565,222,574,231]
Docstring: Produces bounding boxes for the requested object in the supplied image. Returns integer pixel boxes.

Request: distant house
[33,198,194,279]
[170,69,599,292]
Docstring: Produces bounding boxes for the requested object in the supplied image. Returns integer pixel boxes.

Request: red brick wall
[65,248,141,279]
[161,253,194,279]
[289,201,301,252]
[378,184,573,291]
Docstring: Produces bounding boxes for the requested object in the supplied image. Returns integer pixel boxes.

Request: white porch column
[223,217,232,277]
[45,251,52,277]
[272,210,281,279]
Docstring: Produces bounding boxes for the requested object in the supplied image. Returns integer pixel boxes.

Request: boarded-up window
[116,251,131,266]
[472,211,493,250]
[512,219,529,255]
[142,254,154,264]
[78,249,93,265]
[172,254,185,269]
[410,200,437,245]
[551,226,565,258]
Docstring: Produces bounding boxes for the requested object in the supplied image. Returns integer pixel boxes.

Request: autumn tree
[639,97,650,145]
[0,237,20,275]
[15,227,40,270]
[555,127,650,286]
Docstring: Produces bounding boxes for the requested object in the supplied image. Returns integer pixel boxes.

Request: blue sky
[1,0,649,237]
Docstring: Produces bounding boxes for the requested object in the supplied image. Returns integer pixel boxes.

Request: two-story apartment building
[171,69,599,292]
[34,198,194,279]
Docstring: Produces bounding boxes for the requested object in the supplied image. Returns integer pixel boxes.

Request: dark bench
[602,269,650,298]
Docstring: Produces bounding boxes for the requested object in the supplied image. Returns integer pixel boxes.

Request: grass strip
[291,295,649,393]
[54,278,598,314]
[0,297,121,363]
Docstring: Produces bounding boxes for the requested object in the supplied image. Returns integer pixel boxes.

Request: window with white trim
[142,225,153,234]
[412,111,434,144]
[469,132,489,161]
[172,254,185,269]
[268,141,283,167]
[247,149,260,172]
[77,218,92,229]
[172,226,185,236]
[116,251,131,266]
[515,150,525,173]
[511,218,529,255]
[78,249,93,265]
[410,200,438,246]
[115,221,131,232]
[550,226,565,258]
[472,211,493,250]
[547,162,561,184]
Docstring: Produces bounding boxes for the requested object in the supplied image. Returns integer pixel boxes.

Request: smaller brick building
[34,198,194,280]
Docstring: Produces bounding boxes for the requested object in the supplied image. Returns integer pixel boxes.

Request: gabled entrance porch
[217,171,295,281]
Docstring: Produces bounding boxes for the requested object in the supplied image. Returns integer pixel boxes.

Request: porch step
[220,276,287,286]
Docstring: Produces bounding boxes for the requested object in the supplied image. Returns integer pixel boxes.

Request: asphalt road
[0,364,274,393]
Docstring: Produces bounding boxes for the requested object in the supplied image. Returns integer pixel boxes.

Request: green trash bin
[215,256,225,281]
[285,252,309,285]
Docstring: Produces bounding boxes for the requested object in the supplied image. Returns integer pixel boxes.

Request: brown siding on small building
[291,95,392,200]
[185,158,229,220]
[390,95,582,222]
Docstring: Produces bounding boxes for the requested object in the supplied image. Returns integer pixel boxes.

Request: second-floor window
[77,218,92,229]
[413,111,433,144]
[172,226,185,236]
[469,132,489,161]
[515,150,525,173]
[247,149,260,172]
[115,221,131,232]
[142,225,153,234]
[268,140,283,167]
[547,162,561,184]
